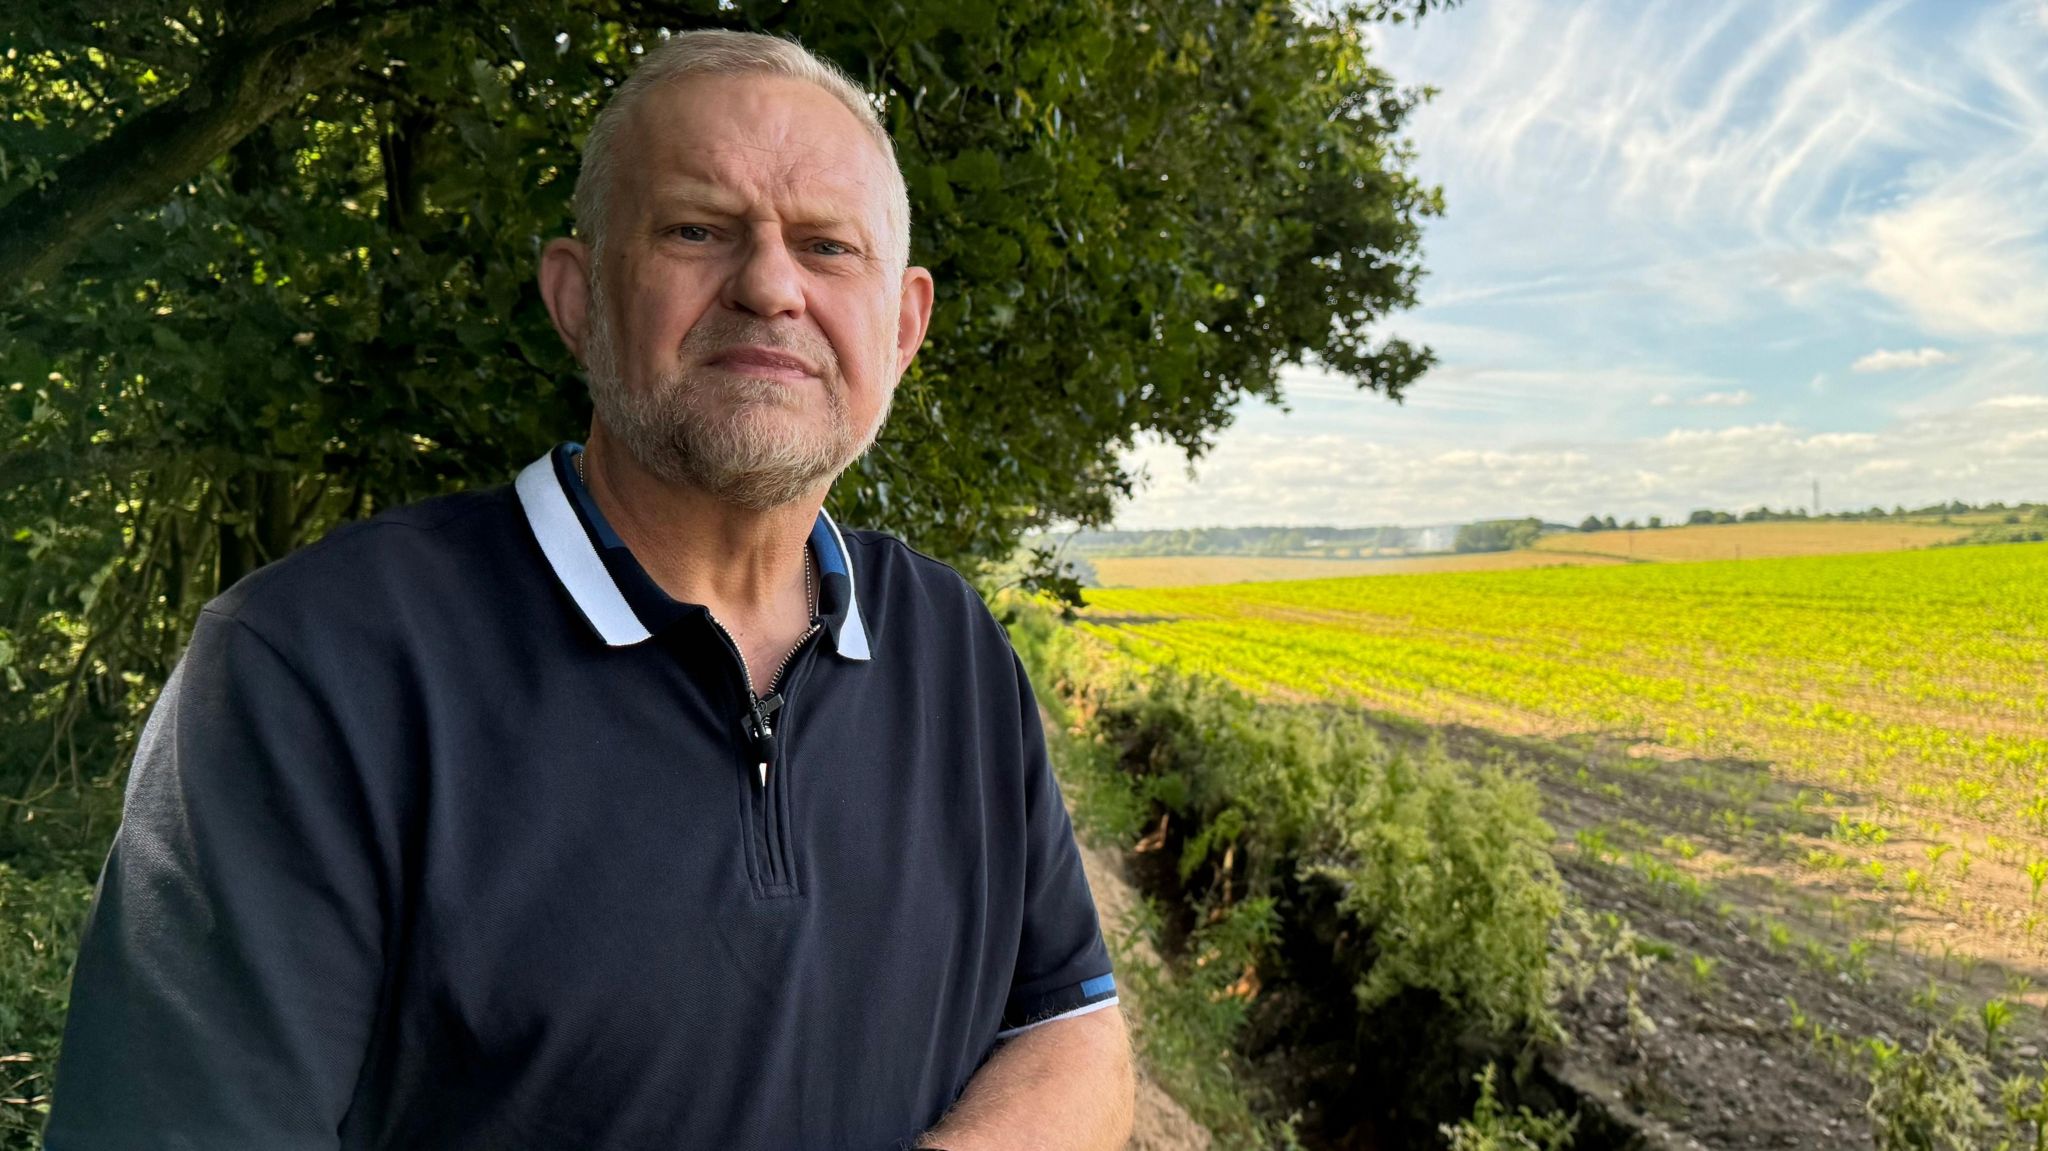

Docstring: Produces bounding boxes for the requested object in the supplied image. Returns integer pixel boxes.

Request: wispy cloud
[1119,391,2048,528]
[1115,2,2048,529]
[1374,0,2048,338]
[1696,389,1753,406]
[1852,347,1954,372]
[1651,389,1754,408]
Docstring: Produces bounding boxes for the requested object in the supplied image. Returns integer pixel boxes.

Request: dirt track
[1074,827,1214,1151]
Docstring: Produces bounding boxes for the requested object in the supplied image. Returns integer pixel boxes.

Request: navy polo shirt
[48,444,1116,1150]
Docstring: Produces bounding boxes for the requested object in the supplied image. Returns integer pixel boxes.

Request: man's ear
[539,237,595,364]
[894,265,936,378]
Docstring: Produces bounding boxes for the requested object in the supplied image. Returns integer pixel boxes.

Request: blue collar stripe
[816,510,870,660]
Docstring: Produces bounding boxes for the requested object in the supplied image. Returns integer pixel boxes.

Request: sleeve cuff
[997,972,1118,1038]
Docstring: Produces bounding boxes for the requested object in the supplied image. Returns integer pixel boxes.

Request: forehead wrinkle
[619,74,900,256]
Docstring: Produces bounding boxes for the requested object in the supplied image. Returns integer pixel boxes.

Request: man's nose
[720,227,806,319]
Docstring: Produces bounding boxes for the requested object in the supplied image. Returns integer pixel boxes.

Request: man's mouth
[707,346,818,380]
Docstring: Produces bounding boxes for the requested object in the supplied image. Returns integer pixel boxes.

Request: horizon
[1108,0,2048,532]
[1060,496,2043,538]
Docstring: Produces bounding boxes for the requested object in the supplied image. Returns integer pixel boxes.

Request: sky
[1111,0,2048,529]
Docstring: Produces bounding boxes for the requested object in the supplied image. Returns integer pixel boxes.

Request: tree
[1646,515,1662,529]
[1455,518,1540,553]
[1,0,1442,770]
[1578,515,1604,532]
[0,3,1450,1130]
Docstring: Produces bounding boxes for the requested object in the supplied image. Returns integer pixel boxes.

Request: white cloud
[1862,189,2048,337]
[1113,3,2048,532]
[1694,389,1754,406]
[1649,389,1754,408]
[1373,0,2048,336]
[1115,395,2048,528]
[1852,347,1955,372]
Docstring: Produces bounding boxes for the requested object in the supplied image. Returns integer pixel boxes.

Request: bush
[1866,1029,1995,1151]
[0,864,95,1145]
[1008,592,1564,1044]
[1442,1064,1578,1151]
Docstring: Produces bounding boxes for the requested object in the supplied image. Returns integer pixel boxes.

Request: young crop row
[1081,543,2048,833]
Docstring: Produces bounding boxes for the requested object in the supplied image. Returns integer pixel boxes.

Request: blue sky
[1113,0,2048,528]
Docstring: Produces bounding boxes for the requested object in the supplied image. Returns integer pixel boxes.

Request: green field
[1070,539,2048,1144]
[1083,544,2048,813]
[1082,544,2048,974]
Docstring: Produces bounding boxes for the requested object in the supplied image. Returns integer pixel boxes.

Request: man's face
[577,74,923,509]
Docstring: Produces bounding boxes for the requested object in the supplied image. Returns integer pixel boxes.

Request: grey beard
[582,284,891,510]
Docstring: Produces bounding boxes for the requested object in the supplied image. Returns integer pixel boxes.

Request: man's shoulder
[839,528,1015,659]
[208,485,525,648]
[841,528,985,614]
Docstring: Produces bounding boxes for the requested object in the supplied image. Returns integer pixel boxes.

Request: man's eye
[672,225,712,242]
[812,241,850,256]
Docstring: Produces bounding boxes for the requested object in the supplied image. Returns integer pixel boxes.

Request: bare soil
[1074,823,1214,1151]
[1388,716,2048,1150]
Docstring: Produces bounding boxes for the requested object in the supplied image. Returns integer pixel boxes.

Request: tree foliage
[0,1,1440,855]
[1454,517,1541,553]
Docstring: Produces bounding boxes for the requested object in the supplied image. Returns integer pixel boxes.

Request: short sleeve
[997,651,1118,1038]
[45,609,388,1150]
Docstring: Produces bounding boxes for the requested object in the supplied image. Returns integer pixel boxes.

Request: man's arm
[45,609,389,1149]
[916,1006,1134,1151]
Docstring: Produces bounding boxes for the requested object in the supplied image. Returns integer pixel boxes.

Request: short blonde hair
[572,29,912,277]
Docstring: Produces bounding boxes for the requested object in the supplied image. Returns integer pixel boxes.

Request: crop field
[1529,519,1970,562]
[1078,541,2048,1144]
[1089,549,1623,588]
[1084,543,2047,810]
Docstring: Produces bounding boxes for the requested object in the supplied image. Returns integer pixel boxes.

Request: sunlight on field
[1080,543,2048,980]
[1090,550,1624,588]
[1531,520,1970,561]
[1083,544,2047,798]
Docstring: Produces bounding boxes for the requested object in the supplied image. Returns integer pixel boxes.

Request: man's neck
[578,428,819,628]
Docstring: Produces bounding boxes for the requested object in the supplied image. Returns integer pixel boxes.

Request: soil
[1377,716,2048,1151]
[1063,702,2048,1150]
[1073,825,1214,1151]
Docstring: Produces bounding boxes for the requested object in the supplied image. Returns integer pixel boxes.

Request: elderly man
[48,28,1133,1151]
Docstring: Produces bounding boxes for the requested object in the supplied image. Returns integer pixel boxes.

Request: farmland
[1529,520,1971,562]
[1074,541,2048,1146]
[1090,549,1624,588]
[1086,518,1978,589]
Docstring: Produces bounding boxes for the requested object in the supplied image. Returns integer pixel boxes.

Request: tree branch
[0,1,427,293]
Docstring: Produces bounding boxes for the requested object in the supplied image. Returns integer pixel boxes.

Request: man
[48,29,1133,1150]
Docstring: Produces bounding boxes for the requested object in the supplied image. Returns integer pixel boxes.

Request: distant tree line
[1454,517,1542,553]
[1055,525,1428,556]
[1570,499,2048,531]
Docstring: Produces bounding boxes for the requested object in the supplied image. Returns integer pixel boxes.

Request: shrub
[1008,594,1564,1038]
[0,864,95,1145]
[1866,1029,1996,1151]
[1441,1064,1578,1151]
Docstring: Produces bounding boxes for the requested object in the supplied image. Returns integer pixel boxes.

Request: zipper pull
[743,692,784,787]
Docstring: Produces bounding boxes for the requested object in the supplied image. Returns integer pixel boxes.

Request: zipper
[707,613,820,891]
[710,616,822,789]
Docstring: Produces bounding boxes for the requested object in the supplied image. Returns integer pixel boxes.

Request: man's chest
[361,651,1032,1135]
